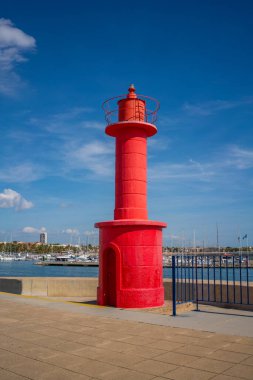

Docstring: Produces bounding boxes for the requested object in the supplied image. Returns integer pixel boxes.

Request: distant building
[40,232,47,244]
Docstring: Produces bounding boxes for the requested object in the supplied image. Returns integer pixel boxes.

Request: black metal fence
[171,254,253,316]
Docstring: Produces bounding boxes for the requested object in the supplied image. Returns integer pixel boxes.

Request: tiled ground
[0,296,253,380]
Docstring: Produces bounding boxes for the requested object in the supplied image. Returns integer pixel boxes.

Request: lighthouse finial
[129,83,135,92]
[127,84,136,98]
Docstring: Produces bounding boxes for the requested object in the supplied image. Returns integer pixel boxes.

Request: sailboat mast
[216,223,220,253]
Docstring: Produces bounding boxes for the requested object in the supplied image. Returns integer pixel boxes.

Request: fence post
[195,255,199,311]
[172,255,176,316]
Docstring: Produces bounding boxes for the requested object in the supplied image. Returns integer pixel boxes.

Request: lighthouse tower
[95,85,167,308]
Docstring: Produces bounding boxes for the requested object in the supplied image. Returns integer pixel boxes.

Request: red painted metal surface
[118,85,146,122]
[95,85,166,308]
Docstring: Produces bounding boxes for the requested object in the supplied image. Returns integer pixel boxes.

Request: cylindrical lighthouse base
[95,220,167,308]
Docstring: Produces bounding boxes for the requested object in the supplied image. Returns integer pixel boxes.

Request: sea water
[0,261,98,277]
[0,260,252,282]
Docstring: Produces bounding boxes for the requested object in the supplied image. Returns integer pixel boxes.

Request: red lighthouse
[95,85,167,308]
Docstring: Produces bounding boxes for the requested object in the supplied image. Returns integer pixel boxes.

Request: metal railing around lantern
[102,94,160,125]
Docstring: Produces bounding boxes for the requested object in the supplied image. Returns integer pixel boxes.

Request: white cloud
[149,145,253,184]
[80,121,104,130]
[158,115,186,129]
[183,98,253,116]
[29,108,101,135]
[148,137,170,150]
[0,188,33,211]
[23,227,38,233]
[63,228,79,235]
[23,109,106,182]
[0,163,44,183]
[67,140,113,177]
[23,226,46,233]
[0,19,35,48]
[149,160,214,181]
[59,202,72,208]
[166,234,182,241]
[84,230,97,236]
[52,107,94,121]
[0,18,36,96]
[226,146,253,169]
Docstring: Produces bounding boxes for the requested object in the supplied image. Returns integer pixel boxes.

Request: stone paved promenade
[0,292,253,380]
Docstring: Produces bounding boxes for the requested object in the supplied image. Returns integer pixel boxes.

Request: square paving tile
[20,345,61,361]
[149,340,184,351]
[0,336,30,351]
[174,344,215,357]
[45,352,87,370]
[98,350,144,367]
[0,368,27,380]
[190,337,231,350]
[174,328,213,339]
[73,345,108,360]
[69,358,122,378]
[155,351,199,365]
[119,335,157,346]
[100,368,155,380]
[165,335,203,345]
[224,343,253,355]
[38,368,91,380]
[238,337,253,346]
[240,356,253,366]
[127,345,167,359]
[162,366,215,380]
[132,359,177,376]
[97,340,136,353]
[53,341,87,354]
[2,330,44,343]
[76,335,107,347]
[92,330,134,341]
[223,363,253,379]
[185,357,234,374]
[0,350,28,370]
[209,375,244,380]
[207,349,250,363]
[11,359,58,380]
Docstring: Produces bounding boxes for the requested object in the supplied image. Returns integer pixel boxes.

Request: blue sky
[0,0,252,247]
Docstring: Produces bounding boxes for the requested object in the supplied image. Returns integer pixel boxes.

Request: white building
[40,232,47,244]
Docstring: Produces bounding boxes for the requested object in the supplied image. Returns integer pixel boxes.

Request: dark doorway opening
[104,248,116,306]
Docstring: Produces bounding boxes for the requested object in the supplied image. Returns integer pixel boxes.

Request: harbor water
[0,261,252,282]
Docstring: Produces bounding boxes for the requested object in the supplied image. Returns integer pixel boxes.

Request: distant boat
[55,254,73,262]
[0,256,14,262]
